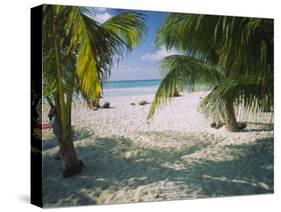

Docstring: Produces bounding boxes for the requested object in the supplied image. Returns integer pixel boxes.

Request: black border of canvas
[31,5,43,208]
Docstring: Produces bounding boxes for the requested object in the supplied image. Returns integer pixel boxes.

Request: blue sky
[90,7,177,81]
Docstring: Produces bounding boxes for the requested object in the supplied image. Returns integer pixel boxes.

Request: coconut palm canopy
[148,14,273,125]
[43,5,146,103]
[42,5,146,177]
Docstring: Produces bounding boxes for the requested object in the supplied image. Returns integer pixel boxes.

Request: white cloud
[141,46,180,61]
[95,12,112,23]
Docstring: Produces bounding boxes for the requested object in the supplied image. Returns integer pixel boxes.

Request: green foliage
[102,12,146,50]
[149,13,273,121]
[148,55,221,118]
[43,5,146,104]
[199,78,273,122]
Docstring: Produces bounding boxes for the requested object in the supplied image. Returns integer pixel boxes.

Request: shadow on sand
[42,131,273,207]
[43,127,95,150]
[241,123,273,132]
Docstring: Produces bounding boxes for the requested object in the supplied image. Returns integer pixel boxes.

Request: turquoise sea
[103,79,160,97]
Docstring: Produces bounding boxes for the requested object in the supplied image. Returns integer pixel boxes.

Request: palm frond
[155,14,221,63]
[147,55,222,119]
[102,12,146,50]
[66,9,147,103]
[200,78,273,122]
[156,14,273,78]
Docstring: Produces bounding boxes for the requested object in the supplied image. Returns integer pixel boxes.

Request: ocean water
[102,79,161,97]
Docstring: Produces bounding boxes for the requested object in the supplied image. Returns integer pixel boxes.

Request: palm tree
[148,14,273,132]
[43,5,146,177]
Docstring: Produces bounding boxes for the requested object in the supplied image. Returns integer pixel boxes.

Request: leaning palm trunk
[52,9,81,177]
[224,99,238,132]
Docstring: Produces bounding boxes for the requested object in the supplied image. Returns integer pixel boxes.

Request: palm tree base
[224,99,239,132]
[62,161,83,178]
[225,124,238,132]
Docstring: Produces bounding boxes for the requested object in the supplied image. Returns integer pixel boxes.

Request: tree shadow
[193,138,273,196]
[42,132,273,207]
[241,123,273,132]
[43,127,95,150]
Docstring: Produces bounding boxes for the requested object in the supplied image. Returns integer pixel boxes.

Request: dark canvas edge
[31,5,43,208]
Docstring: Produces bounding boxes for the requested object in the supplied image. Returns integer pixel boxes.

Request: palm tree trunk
[66,58,76,126]
[52,9,81,177]
[224,99,238,132]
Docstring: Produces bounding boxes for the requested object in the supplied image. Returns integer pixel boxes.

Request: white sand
[42,92,273,207]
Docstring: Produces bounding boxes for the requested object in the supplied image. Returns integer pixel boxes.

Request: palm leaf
[102,12,146,50]
[147,55,222,119]
[200,78,273,122]
[68,9,146,102]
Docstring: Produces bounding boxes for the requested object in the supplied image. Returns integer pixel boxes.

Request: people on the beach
[91,100,111,110]
[101,101,111,108]
[139,100,150,105]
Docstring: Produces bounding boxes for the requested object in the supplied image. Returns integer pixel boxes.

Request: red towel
[35,124,51,129]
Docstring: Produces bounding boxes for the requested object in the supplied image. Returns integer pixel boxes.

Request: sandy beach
[42,91,273,207]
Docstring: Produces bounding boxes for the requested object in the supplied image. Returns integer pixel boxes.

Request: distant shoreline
[103,79,209,97]
[103,79,160,97]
